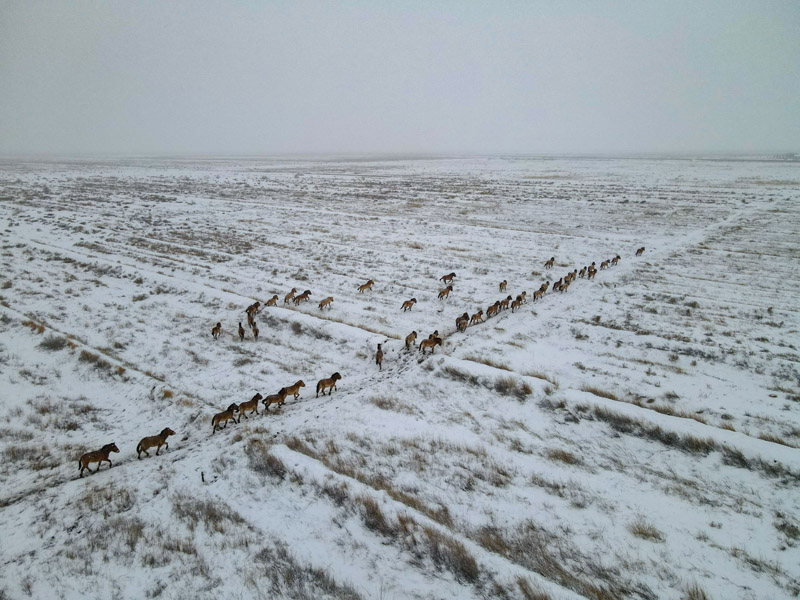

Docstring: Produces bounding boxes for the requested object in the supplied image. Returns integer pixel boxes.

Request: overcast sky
[1,0,798,155]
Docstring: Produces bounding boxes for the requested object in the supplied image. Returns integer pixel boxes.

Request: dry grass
[367,395,417,415]
[547,448,581,465]
[21,319,45,334]
[245,438,287,481]
[629,516,664,542]
[682,582,710,600]
[494,375,532,402]
[580,385,620,401]
[172,493,245,534]
[38,334,69,351]
[463,354,511,371]
[522,369,558,387]
[471,523,628,599]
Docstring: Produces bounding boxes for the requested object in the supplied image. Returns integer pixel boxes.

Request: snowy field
[0,155,799,600]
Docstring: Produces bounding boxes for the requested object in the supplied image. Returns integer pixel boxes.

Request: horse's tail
[316,381,321,394]
[136,441,142,454]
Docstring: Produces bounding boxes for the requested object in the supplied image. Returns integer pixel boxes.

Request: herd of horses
[77,246,644,477]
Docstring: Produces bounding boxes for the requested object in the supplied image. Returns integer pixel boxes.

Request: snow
[0,155,798,599]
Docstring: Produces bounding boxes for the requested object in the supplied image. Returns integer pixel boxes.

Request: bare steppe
[0,155,798,599]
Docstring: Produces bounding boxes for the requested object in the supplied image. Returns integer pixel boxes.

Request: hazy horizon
[1,1,798,156]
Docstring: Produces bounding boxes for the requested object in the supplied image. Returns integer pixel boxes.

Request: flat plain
[0,155,799,600]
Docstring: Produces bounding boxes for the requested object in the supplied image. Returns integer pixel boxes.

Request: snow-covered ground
[0,155,798,599]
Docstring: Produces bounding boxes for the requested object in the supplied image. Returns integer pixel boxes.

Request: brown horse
[470,310,484,325]
[262,388,288,411]
[440,272,456,284]
[499,280,507,292]
[419,337,442,355]
[211,322,221,340]
[238,322,245,341]
[253,324,259,341]
[375,344,384,370]
[438,285,453,300]
[358,280,374,293]
[293,291,311,305]
[456,312,469,332]
[499,295,512,310]
[239,393,263,419]
[401,298,417,312]
[544,257,555,269]
[284,288,298,304]
[136,428,175,459]
[212,403,240,434]
[636,246,645,256]
[318,296,334,310]
[405,331,417,349]
[486,302,500,318]
[79,443,119,477]
[265,294,278,307]
[316,372,342,397]
[285,380,305,400]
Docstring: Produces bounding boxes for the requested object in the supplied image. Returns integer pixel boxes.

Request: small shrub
[547,449,580,465]
[38,335,68,351]
[629,516,664,542]
[245,439,286,480]
[21,319,45,334]
[78,350,113,372]
[291,322,303,335]
[421,526,480,583]
[355,495,394,537]
[682,582,709,600]
[495,376,531,401]
[440,365,479,386]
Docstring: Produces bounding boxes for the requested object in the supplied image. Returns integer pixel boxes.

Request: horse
[136,428,175,459]
[239,393,263,419]
[401,298,417,312]
[316,373,342,397]
[440,272,456,284]
[212,403,240,433]
[375,344,384,370]
[456,312,469,332]
[405,331,417,349]
[79,443,119,477]
[318,296,334,310]
[358,280,374,293]
[285,380,305,400]
[211,322,221,340]
[419,337,442,354]
[438,285,453,300]
[499,280,507,292]
[284,288,298,304]
[262,388,288,411]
